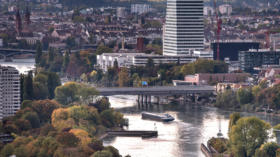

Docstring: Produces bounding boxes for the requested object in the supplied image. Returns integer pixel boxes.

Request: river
[2,59,280,157]
[0,59,35,74]
[103,95,280,157]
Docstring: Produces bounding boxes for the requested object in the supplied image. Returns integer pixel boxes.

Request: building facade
[211,41,260,61]
[0,66,20,119]
[239,49,280,72]
[163,0,204,56]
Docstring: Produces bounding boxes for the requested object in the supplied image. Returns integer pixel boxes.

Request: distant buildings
[0,66,20,119]
[117,7,126,18]
[131,4,151,15]
[239,49,280,72]
[163,0,204,56]
[211,41,260,61]
[218,4,232,16]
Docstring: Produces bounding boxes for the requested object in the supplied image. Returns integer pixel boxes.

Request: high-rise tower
[163,0,204,56]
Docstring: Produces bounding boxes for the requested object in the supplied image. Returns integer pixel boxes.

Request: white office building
[163,0,204,56]
[0,66,20,119]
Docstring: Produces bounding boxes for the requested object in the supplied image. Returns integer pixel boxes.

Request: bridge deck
[97,85,215,96]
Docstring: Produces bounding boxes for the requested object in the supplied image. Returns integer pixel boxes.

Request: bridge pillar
[148,95,152,104]
[144,95,148,104]
[141,94,144,105]
[156,96,161,104]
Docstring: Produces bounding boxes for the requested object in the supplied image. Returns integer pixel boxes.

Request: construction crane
[214,0,222,60]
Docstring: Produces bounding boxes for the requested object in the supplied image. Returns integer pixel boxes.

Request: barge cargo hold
[141,112,174,122]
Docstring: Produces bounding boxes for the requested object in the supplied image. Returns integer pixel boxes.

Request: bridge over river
[97,85,215,104]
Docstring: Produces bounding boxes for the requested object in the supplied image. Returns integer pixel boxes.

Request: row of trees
[215,80,280,110]
[21,71,61,102]
[88,59,228,87]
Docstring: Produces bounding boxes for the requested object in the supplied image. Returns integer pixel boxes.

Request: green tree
[47,72,61,99]
[96,45,112,55]
[229,117,271,157]
[23,112,40,128]
[48,48,55,63]
[23,71,34,100]
[35,41,43,65]
[215,90,238,109]
[62,51,70,72]
[255,142,280,157]
[118,68,130,87]
[237,88,253,105]
[228,112,241,133]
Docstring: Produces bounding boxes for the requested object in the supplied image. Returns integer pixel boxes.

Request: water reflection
[0,59,35,74]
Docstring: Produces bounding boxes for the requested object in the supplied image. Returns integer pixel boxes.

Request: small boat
[141,112,174,122]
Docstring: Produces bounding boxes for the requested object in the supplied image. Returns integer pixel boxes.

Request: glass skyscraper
[163,0,204,56]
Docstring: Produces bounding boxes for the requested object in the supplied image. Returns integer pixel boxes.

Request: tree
[48,48,55,63]
[35,41,43,65]
[54,82,97,105]
[62,51,70,72]
[228,112,241,133]
[215,90,238,109]
[23,112,40,128]
[96,45,112,55]
[91,150,113,157]
[56,132,80,147]
[23,71,34,100]
[255,142,280,157]
[237,88,253,105]
[118,68,130,87]
[229,117,271,157]
[47,72,61,99]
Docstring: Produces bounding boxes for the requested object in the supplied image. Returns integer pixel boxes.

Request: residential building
[216,83,250,92]
[239,49,280,72]
[163,0,204,56]
[0,66,20,119]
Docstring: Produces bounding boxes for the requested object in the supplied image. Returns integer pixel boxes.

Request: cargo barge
[141,112,174,122]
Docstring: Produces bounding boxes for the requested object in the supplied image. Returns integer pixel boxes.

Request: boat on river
[141,112,174,122]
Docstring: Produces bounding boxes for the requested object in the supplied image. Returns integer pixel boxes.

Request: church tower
[24,6,31,26]
[15,8,22,35]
